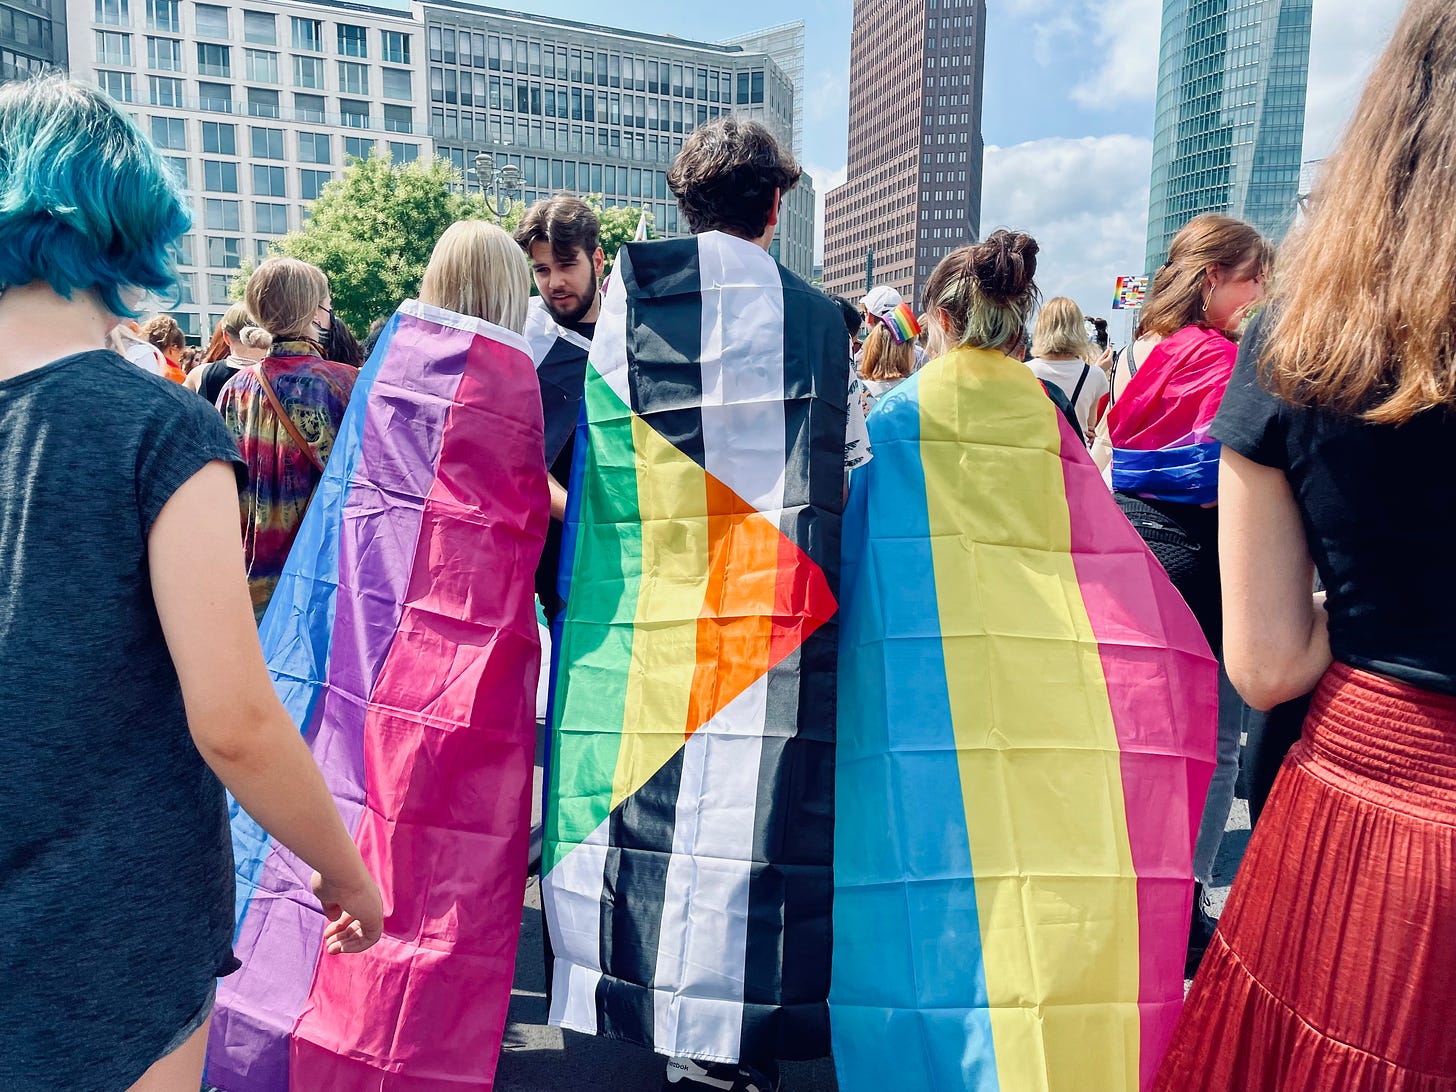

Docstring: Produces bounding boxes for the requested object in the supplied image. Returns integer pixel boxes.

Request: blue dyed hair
[0,75,190,318]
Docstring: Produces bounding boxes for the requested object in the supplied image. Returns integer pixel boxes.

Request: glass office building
[3,0,66,81]
[1144,0,1314,274]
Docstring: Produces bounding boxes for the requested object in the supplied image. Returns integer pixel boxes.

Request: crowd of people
[2,0,1454,1088]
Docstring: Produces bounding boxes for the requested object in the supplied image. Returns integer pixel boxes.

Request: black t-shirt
[1213,315,1456,695]
[536,318,595,622]
[0,350,245,1086]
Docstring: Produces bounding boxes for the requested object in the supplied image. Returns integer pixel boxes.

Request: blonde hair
[859,325,916,382]
[1138,215,1271,339]
[1265,0,1456,424]
[243,257,328,343]
[1030,296,1092,361]
[924,230,1040,354]
[419,220,530,333]
[140,313,185,353]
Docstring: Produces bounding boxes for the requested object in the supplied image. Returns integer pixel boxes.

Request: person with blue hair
[0,75,383,1090]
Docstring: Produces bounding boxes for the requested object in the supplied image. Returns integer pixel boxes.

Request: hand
[1095,347,1114,371]
[311,870,384,955]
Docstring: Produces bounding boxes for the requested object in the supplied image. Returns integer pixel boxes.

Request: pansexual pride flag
[1106,324,1238,504]
[833,346,1218,1092]
[542,232,849,1065]
[207,300,548,1091]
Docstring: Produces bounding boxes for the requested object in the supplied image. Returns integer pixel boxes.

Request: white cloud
[806,161,847,263]
[981,134,1153,330]
[1070,0,1163,109]
[1303,0,1402,161]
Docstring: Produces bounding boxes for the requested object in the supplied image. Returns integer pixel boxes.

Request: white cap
[860,285,902,319]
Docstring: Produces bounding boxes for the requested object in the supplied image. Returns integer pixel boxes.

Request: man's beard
[543,268,599,327]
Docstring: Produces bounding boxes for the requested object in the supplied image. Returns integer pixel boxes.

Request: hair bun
[973,229,1039,302]
[239,325,274,353]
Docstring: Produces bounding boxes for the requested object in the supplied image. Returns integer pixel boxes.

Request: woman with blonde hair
[857,305,921,413]
[218,256,357,620]
[1025,296,1110,435]
[1102,213,1270,972]
[1157,3,1456,1086]
[419,218,531,330]
[186,303,267,405]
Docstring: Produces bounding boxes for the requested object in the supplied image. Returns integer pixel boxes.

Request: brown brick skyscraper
[822,0,986,309]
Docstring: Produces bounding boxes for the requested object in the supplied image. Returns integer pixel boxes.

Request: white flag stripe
[652,674,772,1060]
[695,232,789,517]
[543,820,612,1036]
[594,262,633,408]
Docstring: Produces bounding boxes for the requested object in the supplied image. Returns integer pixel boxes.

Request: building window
[197,42,230,78]
[254,202,288,235]
[96,71,133,104]
[299,169,333,201]
[146,36,180,71]
[252,164,287,197]
[254,239,274,263]
[95,0,128,27]
[203,159,239,193]
[243,11,275,45]
[171,234,195,266]
[337,61,368,96]
[339,99,370,130]
[343,135,373,161]
[150,115,185,150]
[149,75,182,107]
[750,70,764,104]
[382,67,412,101]
[173,273,195,305]
[204,198,240,231]
[245,49,278,84]
[294,92,325,123]
[381,30,409,65]
[291,17,321,53]
[298,131,331,164]
[194,4,228,39]
[250,126,283,159]
[94,30,131,67]
[163,156,188,189]
[201,120,235,154]
[336,23,367,59]
[388,142,418,165]
[207,273,231,304]
[292,55,323,89]
[383,104,413,134]
[145,0,176,32]
[246,87,279,118]
[206,236,242,269]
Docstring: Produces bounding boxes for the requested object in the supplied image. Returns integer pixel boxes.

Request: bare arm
[1219,448,1332,710]
[548,473,569,522]
[148,462,382,953]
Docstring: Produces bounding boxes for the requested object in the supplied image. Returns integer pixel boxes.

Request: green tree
[233,153,655,333]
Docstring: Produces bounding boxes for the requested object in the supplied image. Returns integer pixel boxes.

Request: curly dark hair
[668,118,801,240]
[513,193,601,264]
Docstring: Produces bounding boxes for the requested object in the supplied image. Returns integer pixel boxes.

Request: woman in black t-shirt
[1156,4,1456,1088]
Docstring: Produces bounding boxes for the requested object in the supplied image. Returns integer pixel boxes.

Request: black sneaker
[1185,881,1218,978]
[663,1056,781,1092]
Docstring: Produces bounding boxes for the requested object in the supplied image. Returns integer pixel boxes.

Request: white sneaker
[662,1056,780,1092]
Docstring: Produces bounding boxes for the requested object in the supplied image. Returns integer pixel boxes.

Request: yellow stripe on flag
[610,413,711,811]
[920,348,1140,1092]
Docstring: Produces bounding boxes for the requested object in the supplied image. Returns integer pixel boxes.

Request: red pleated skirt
[1155,663,1456,1092]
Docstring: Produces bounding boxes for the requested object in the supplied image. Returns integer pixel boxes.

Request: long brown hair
[1137,214,1270,339]
[1265,0,1456,424]
[859,325,916,382]
[923,229,1039,354]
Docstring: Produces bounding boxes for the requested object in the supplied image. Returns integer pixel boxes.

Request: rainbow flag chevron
[542,232,849,1064]
[206,301,548,1091]
[832,347,1218,1091]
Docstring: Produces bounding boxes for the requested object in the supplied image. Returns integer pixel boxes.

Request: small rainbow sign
[1114,275,1150,310]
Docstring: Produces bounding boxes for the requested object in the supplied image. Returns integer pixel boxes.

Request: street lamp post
[473,151,522,220]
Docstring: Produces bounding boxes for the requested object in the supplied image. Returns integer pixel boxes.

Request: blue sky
[397,0,1403,320]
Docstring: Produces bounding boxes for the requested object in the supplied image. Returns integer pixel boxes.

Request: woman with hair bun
[0,75,379,1091]
[833,229,1216,1090]
[218,256,357,621]
[187,303,267,404]
[1104,212,1271,973]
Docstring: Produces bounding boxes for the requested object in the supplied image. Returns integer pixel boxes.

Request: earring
[1201,289,1212,314]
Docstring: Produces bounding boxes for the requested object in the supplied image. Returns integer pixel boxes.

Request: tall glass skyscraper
[1144,0,1313,274]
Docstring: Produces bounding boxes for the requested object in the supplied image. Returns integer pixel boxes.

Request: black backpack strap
[1069,363,1092,408]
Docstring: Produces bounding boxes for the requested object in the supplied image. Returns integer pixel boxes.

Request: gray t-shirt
[0,350,245,1088]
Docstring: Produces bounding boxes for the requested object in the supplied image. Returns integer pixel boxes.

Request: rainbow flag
[207,300,548,1090]
[832,347,1217,1091]
[541,232,848,1064]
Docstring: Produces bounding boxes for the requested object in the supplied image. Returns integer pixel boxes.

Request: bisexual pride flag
[541,233,849,1065]
[833,347,1218,1091]
[207,300,549,1091]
